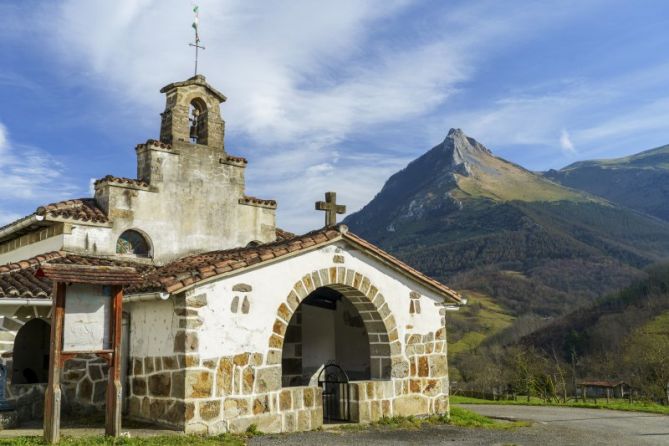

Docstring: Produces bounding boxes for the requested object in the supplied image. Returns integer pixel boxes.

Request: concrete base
[0,410,18,430]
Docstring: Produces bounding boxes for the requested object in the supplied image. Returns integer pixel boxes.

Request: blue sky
[1,0,668,232]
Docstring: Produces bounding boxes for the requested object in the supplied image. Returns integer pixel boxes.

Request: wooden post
[44,282,66,444]
[606,387,610,404]
[105,285,123,436]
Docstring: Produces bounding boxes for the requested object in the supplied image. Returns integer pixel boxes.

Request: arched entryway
[281,286,373,387]
[269,267,405,420]
[12,318,50,384]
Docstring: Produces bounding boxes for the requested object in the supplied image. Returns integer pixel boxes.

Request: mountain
[344,129,669,323]
[544,144,669,222]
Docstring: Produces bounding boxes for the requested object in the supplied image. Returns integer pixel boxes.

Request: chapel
[0,74,464,434]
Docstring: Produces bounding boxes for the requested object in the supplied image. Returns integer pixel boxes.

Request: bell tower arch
[159,74,227,150]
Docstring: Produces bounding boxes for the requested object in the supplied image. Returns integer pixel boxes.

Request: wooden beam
[44,282,66,444]
[105,285,123,436]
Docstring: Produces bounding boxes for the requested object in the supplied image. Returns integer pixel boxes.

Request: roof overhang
[36,264,143,286]
[155,225,464,305]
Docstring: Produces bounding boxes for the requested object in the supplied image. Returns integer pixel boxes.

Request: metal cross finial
[189,40,206,76]
[315,192,346,227]
[189,3,205,75]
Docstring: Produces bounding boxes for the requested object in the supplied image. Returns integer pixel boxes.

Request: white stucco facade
[192,241,444,360]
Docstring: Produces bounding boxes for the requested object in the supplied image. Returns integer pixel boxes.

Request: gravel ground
[3,406,666,445]
[248,421,628,446]
[249,405,669,446]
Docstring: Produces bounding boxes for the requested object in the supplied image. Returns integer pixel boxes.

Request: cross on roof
[315,192,346,227]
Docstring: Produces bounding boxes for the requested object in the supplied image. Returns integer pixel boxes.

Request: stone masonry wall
[124,265,451,434]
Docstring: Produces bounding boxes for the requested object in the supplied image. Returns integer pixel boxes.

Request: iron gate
[317,363,350,423]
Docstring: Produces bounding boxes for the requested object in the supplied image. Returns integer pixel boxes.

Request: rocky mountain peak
[437,129,493,176]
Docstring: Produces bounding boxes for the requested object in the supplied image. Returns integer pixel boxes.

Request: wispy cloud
[560,129,576,154]
[0,122,77,226]
[3,0,658,231]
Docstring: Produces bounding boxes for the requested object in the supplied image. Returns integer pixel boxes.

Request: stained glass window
[116,230,151,257]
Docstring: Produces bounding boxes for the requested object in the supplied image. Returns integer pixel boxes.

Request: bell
[190,120,198,140]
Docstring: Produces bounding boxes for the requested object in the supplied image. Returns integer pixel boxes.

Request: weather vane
[189,2,205,76]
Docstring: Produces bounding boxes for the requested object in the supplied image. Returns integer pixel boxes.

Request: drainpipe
[122,292,170,303]
[0,298,52,306]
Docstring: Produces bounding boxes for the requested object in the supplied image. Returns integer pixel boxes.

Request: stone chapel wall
[122,243,451,434]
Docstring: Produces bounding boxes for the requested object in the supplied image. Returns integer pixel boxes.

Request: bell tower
[159,74,227,151]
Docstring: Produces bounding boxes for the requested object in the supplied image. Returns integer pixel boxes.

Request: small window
[116,230,151,257]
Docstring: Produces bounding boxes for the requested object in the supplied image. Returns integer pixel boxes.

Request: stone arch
[12,318,50,384]
[189,97,209,144]
[116,229,152,257]
[268,268,403,384]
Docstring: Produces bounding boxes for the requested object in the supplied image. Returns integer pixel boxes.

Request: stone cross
[315,192,346,227]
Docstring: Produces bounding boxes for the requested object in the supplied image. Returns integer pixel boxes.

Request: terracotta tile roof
[0,226,461,304]
[0,252,65,298]
[137,139,172,150]
[275,228,296,242]
[130,225,463,303]
[0,198,109,235]
[94,175,150,189]
[131,227,341,294]
[36,198,108,224]
[224,155,248,165]
[341,230,463,303]
[0,252,153,299]
[238,196,277,209]
[36,264,143,286]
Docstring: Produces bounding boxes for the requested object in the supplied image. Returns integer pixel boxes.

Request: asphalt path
[461,404,669,446]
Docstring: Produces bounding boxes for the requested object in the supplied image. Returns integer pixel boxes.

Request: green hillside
[521,264,669,399]
[545,144,669,222]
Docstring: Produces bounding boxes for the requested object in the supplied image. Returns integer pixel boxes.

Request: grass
[0,434,246,446]
[447,291,514,355]
[0,409,528,445]
[338,409,528,432]
[451,395,669,416]
[448,407,529,429]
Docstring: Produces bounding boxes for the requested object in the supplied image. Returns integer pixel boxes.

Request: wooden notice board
[36,264,141,444]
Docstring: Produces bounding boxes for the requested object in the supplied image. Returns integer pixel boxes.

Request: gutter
[123,292,170,303]
[0,214,44,241]
[0,298,52,306]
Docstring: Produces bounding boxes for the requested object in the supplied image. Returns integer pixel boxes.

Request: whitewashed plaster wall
[0,235,64,265]
[194,240,445,360]
[63,225,113,256]
[127,299,178,357]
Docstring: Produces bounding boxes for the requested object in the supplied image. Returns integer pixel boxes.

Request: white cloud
[560,129,576,154]
[2,0,614,231]
[0,123,7,152]
[0,123,77,225]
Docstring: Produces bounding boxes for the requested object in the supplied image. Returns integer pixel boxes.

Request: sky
[1,0,668,232]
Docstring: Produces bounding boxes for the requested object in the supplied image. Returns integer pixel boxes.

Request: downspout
[0,298,52,306]
[123,292,170,303]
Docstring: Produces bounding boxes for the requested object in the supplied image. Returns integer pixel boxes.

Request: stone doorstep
[320,422,356,431]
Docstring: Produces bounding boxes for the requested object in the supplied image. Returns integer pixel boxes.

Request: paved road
[461,404,669,446]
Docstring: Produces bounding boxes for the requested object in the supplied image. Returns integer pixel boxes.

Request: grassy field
[0,408,527,444]
[447,290,514,355]
[451,395,669,416]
